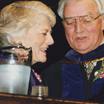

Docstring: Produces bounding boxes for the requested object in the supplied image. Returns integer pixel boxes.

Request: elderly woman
[0,1,56,94]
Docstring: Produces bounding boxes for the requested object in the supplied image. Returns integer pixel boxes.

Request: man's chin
[74,48,90,54]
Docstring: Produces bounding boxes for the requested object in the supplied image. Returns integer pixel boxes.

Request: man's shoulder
[44,61,62,72]
[44,57,71,72]
[41,59,65,81]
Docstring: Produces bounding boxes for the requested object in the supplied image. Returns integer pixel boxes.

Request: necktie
[84,62,97,81]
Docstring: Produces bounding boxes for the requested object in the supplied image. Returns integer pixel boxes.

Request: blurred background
[0,0,71,74]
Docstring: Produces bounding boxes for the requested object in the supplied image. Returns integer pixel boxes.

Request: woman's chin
[32,58,47,65]
[40,58,47,63]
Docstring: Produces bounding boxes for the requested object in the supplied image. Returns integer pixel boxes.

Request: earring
[18,41,23,46]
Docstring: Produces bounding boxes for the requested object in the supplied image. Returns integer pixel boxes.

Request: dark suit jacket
[41,57,104,101]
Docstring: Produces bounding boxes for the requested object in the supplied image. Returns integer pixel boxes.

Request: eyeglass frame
[63,14,103,28]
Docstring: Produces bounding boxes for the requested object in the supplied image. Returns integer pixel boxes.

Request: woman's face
[20,15,54,64]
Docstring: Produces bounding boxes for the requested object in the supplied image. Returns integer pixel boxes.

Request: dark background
[0,0,71,74]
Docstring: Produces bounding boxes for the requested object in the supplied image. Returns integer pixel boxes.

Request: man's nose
[74,19,84,33]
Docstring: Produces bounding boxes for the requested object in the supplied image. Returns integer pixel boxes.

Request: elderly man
[42,0,104,101]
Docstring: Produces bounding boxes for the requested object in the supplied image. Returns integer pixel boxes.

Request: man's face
[63,0,104,54]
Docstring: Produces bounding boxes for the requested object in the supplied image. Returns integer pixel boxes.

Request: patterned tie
[84,63,95,81]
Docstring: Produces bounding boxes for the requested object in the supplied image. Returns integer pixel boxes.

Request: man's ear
[101,14,104,30]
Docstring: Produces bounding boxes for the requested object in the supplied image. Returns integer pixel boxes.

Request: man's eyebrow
[87,12,93,16]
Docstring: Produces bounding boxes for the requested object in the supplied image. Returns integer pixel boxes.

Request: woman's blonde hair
[0,1,56,46]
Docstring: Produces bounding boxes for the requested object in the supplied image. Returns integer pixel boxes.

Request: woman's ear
[101,14,104,30]
[11,37,22,45]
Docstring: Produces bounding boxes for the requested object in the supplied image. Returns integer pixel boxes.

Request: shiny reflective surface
[0,46,32,95]
[31,86,48,97]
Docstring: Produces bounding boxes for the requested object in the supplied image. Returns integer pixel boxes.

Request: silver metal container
[0,46,32,95]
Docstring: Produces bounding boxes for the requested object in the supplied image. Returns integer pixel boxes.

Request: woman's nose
[47,34,54,45]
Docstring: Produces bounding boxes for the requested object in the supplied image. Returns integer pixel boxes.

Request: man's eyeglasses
[63,14,103,28]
